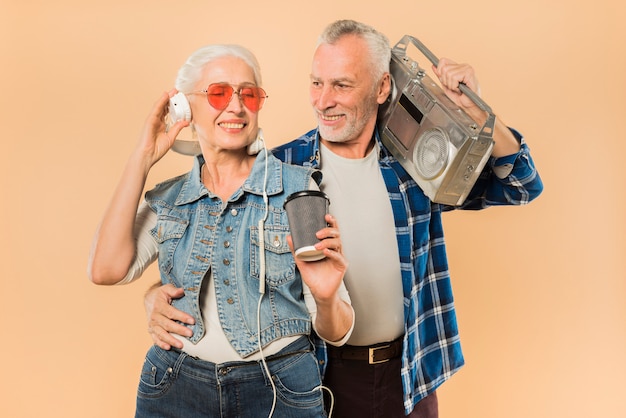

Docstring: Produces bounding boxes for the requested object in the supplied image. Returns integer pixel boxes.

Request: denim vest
[145,151,320,357]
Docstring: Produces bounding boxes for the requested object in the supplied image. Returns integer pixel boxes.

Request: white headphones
[168,92,192,123]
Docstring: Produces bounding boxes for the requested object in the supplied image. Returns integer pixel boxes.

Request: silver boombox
[379,35,496,206]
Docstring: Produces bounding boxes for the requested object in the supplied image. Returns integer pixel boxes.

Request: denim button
[224,241,230,248]
[230,209,238,216]
[226,226,233,233]
[223,259,230,265]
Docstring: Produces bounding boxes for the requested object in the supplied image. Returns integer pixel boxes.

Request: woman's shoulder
[145,171,191,201]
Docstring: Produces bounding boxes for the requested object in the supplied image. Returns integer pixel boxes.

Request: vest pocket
[150,215,189,275]
[250,226,295,286]
[151,215,189,242]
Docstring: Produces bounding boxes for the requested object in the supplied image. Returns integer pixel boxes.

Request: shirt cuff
[491,127,524,179]
[320,305,356,347]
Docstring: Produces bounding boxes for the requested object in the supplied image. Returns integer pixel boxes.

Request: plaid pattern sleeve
[458,128,544,210]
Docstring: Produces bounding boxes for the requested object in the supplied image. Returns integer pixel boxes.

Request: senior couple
[88,19,543,418]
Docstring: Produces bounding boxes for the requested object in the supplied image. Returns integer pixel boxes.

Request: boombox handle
[392,35,496,138]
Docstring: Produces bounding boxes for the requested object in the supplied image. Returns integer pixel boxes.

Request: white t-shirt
[319,142,405,346]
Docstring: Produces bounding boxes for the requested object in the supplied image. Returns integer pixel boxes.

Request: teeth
[220,122,245,129]
[320,114,341,121]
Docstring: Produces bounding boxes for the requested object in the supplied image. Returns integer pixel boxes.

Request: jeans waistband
[166,335,312,371]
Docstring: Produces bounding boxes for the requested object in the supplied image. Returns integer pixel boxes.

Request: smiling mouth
[319,114,342,121]
[219,122,246,129]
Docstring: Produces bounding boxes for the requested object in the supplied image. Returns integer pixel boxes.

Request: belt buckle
[368,344,391,364]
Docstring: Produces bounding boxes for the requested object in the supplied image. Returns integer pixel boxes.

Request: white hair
[317,19,391,81]
[174,44,263,93]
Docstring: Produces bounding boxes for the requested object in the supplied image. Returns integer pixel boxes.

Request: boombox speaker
[379,35,496,206]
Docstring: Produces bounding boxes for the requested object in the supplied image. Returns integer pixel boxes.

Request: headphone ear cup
[168,92,192,122]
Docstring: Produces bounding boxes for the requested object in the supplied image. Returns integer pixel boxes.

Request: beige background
[1,0,624,417]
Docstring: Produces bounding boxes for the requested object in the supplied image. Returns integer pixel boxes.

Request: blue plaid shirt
[272,127,543,414]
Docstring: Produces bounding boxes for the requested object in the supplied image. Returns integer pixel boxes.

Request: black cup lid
[283,190,330,208]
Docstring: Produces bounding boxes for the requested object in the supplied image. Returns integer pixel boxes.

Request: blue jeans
[135,336,326,418]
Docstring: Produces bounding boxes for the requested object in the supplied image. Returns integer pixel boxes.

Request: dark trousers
[324,348,438,418]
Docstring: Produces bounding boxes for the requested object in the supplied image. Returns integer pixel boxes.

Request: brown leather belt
[327,338,403,365]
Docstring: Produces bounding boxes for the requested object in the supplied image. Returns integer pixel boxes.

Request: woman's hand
[134,90,190,168]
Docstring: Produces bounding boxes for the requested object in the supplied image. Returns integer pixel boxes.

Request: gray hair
[174,44,263,93]
[317,19,391,80]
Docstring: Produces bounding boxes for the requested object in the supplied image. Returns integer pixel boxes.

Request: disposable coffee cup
[284,190,330,262]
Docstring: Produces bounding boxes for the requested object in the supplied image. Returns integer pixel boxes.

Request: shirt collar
[312,126,389,165]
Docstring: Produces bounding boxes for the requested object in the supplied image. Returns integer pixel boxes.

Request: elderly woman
[88,44,353,418]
